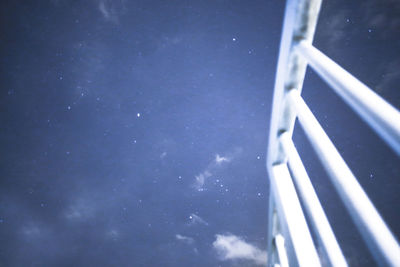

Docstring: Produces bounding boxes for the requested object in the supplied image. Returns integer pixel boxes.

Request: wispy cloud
[21,223,43,238]
[176,234,194,244]
[360,0,400,40]
[375,60,400,94]
[106,229,120,241]
[160,151,167,159]
[189,213,208,226]
[98,0,126,24]
[317,1,400,53]
[317,9,349,52]
[213,234,267,266]
[193,148,242,190]
[314,2,400,97]
[64,198,95,222]
[215,154,231,165]
[194,171,212,190]
[19,221,54,243]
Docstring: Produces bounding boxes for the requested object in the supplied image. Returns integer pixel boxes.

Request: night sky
[0,0,399,266]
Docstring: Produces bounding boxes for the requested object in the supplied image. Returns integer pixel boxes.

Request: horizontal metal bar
[274,234,289,267]
[271,163,321,267]
[288,89,400,266]
[280,132,348,267]
[295,40,400,156]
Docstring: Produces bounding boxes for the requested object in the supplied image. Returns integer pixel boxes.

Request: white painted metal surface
[288,89,400,266]
[266,0,400,266]
[295,41,400,156]
[280,132,347,267]
[271,164,321,267]
[274,234,289,267]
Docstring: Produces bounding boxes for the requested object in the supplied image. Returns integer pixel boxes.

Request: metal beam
[288,89,400,266]
[295,40,400,156]
[280,132,347,267]
[271,163,321,267]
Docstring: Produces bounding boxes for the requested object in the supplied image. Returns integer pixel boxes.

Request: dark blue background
[0,0,399,266]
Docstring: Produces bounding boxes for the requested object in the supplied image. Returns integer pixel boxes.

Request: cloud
[317,1,400,53]
[315,8,350,55]
[19,221,54,244]
[312,2,400,98]
[64,198,95,221]
[215,154,231,165]
[175,234,194,245]
[21,223,42,238]
[375,60,400,94]
[360,0,400,40]
[193,148,242,190]
[213,234,267,266]
[156,36,184,51]
[194,171,212,190]
[106,229,120,241]
[189,213,208,226]
[98,0,126,24]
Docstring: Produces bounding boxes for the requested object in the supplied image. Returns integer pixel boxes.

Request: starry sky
[0,0,399,266]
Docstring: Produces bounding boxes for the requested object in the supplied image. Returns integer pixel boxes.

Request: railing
[266,0,400,266]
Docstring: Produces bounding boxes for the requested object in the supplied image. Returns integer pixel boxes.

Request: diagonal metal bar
[274,234,289,267]
[271,163,322,267]
[280,131,348,267]
[295,40,400,156]
[287,89,400,266]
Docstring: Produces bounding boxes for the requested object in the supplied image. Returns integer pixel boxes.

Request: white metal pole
[271,163,321,267]
[296,40,400,156]
[280,132,348,267]
[274,234,289,267]
[288,89,400,266]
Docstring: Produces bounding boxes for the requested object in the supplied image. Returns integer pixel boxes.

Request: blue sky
[0,0,399,266]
